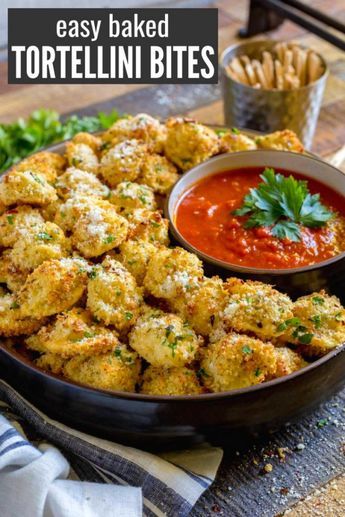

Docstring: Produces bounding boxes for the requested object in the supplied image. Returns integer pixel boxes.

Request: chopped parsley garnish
[71,157,82,167]
[277,317,301,332]
[310,315,322,329]
[103,235,115,244]
[335,312,343,322]
[242,345,252,354]
[312,296,325,305]
[233,168,333,242]
[88,268,97,279]
[231,127,240,135]
[150,221,160,228]
[317,418,328,428]
[36,232,53,241]
[6,215,14,225]
[83,331,95,339]
[165,325,174,338]
[30,172,44,185]
[255,368,262,377]
[197,368,210,378]
[114,348,122,358]
[124,312,133,320]
[10,301,20,309]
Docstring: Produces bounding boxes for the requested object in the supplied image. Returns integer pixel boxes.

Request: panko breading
[62,343,141,392]
[174,276,228,336]
[273,347,308,377]
[110,181,156,211]
[87,257,143,331]
[9,221,70,271]
[129,307,202,367]
[0,251,29,292]
[0,205,44,247]
[164,117,219,171]
[222,278,294,341]
[70,199,128,258]
[13,151,66,182]
[18,257,89,318]
[102,113,166,153]
[99,139,149,187]
[255,129,304,153]
[280,291,345,356]
[144,247,203,301]
[138,154,179,195]
[200,333,277,392]
[219,131,257,153]
[36,353,67,375]
[65,141,99,173]
[0,292,44,336]
[26,308,118,358]
[117,240,157,285]
[125,209,169,245]
[55,167,110,200]
[141,366,203,395]
[0,170,57,207]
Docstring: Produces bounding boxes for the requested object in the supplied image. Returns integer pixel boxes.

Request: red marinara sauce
[175,168,345,269]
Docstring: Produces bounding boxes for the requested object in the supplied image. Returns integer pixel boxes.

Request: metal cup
[220,40,328,149]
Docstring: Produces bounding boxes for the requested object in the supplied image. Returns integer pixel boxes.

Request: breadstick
[295,48,307,86]
[226,65,239,82]
[229,57,249,84]
[283,50,293,73]
[245,62,257,86]
[240,55,251,66]
[307,51,324,83]
[252,59,269,89]
[275,59,284,89]
[263,51,274,88]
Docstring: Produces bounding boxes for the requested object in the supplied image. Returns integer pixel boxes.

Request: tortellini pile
[0,114,343,396]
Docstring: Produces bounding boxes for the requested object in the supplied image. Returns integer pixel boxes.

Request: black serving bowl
[1,143,345,451]
[166,150,345,302]
[1,343,345,451]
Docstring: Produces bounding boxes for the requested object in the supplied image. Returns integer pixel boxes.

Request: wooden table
[1,1,345,515]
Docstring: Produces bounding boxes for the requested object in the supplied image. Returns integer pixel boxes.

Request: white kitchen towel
[0,380,223,517]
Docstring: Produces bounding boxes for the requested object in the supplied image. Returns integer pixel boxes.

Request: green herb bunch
[233,167,333,242]
[0,108,121,173]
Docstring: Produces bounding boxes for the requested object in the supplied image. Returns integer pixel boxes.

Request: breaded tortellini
[174,276,228,336]
[26,308,118,358]
[62,343,141,392]
[129,307,202,367]
[0,205,44,247]
[164,117,219,171]
[13,151,66,182]
[219,130,257,153]
[0,251,29,292]
[138,154,179,195]
[221,278,294,341]
[117,240,157,285]
[0,169,57,207]
[110,181,156,211]
[55,167,110,200]
[99,139,149,187]
[87,257,143,331]
[55,196,128,258]
[102,113,166,153]
[36,352,66,375]
[0,292,44,336]
[18,257,89,318]
[280,291,345,356]
[200,333,277,392]
[125,209,169,245]
[273,347,308,377]
[255,129,304,153]
[144,247,203,302]
[65,140,99,173]
[71,132,102,154]
[141,365,203,396]
[9,221,70,271]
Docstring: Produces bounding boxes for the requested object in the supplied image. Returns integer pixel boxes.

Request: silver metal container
[220,40,328,149]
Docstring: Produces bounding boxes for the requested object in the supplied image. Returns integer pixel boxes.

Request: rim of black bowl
[166,150,345,276]
[1,342,345,402]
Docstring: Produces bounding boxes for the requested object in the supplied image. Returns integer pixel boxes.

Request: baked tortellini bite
[141,366,203,396]
[99,139,149,187]
[280,291,345,356]
[102,113,166,153]
[144,247,203,302]
[87,257,143,331]
[18,257,89,318]
[0,114,339,396]
[129,307,202,367]
[164,117,219,171]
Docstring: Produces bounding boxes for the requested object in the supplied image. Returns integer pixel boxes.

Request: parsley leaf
[233,168,333,241]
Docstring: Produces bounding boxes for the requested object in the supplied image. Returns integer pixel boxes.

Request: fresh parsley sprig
[0,108,121,173]
[233,167,333,242]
